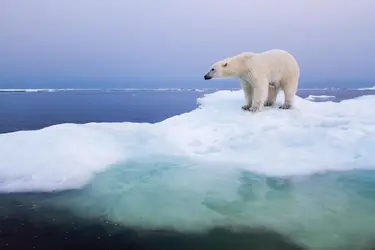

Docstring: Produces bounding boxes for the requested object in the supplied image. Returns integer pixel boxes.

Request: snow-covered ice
[1,90,374,192]
[1,90,375,249]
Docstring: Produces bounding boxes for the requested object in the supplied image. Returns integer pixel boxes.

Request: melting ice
[1,90,375,249]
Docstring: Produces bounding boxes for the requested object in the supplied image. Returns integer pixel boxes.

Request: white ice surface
[1,89,375,192]
[2,89,375,249]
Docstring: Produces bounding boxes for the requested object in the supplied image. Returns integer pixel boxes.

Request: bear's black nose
[204,74,212,80]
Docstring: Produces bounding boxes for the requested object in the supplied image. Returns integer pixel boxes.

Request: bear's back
[250,49,299,82]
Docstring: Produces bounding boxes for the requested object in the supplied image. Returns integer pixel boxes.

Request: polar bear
[204,49,300,112]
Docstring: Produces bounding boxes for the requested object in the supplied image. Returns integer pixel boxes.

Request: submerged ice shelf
[1,90,375,249]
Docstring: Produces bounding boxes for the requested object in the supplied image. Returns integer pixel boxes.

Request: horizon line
[0,86,374,93]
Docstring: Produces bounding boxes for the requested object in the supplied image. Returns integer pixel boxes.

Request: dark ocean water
[1,88,375,250]
[0,89,203,134]
[0,88,374,134]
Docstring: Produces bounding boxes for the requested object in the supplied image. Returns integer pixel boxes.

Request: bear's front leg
[242,104,251,110]
[249,82,268,113]
[240,79,253,110]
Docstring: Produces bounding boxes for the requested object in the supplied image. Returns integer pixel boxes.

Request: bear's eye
[211,68,215,71]
[223,63,228,67]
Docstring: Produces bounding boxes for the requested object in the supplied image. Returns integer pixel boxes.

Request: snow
[1,89,375,192]
[1,89,375,248]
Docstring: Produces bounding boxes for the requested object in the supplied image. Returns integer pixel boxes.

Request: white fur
[204,49,300,112]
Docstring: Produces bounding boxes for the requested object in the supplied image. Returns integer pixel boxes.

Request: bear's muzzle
[204,74,212,80]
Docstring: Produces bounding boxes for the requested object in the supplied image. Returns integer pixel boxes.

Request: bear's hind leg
[264,84,279,107]
[279,79,297,109]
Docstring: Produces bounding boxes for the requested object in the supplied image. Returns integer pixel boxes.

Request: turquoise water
[47,160,375,249]
[4,160,375,249]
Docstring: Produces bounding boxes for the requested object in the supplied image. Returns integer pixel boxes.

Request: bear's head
[204,53,253,80]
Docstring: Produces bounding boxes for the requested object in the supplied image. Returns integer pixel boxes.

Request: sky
[0,0,374,89]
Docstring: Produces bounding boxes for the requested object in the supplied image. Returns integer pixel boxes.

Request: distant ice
[305,95,335,101]
[356,86,375,90]
[0,88,56,92]
[0,88,100,93]
[0,88,217,93]
[2,89,375,248]
[0,87,347,93]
